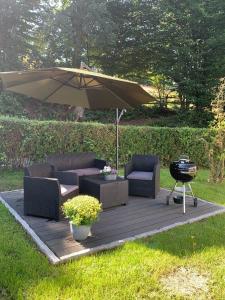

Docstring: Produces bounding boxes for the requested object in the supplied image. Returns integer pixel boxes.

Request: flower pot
[104,174,117,181]
[70,222,91,241]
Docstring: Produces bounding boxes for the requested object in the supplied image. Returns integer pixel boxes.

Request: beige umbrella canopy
[0,67,155,169]
[0,67,155,109]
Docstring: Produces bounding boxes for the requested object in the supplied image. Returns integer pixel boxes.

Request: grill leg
[188,183,194,198]
[183,183,186,214]
[188,183,198,207]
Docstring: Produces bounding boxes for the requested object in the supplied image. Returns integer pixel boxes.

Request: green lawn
[0,168,225,299]
[0,169,23,192]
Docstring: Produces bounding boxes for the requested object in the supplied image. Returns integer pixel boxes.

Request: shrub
[203,79,225,183]
[0,116,211,168]
[62,195,102,226]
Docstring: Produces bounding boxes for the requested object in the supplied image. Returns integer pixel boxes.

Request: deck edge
[0,194,60,265]
[59,206,225,264]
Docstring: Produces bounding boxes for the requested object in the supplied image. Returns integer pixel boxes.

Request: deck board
[1,188,224,263]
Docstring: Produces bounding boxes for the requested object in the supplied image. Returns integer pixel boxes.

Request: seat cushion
[127,171,153,181]
[60,184,79,197]
[65,168,100,177]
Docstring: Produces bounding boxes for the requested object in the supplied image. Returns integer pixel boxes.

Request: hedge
[0,116,211,169]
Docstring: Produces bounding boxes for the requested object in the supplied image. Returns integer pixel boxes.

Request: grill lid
[170,155,197,183]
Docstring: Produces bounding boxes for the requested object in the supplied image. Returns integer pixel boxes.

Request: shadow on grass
[135,213,225,258]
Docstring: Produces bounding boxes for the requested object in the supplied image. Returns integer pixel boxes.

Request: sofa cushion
[47,152,96,171]
[65,168,100,177]
[127,171,153,181]
[60,184,79,197]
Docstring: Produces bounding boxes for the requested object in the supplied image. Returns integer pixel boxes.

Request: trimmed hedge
[0,116,211,168]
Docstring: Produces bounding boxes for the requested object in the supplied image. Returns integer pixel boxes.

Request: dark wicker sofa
[125,154,160,198]
[47,152,107,190]
[24,163,79,220]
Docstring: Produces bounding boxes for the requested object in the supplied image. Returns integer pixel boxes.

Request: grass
[0,168,225,299]
[0,169,23,191]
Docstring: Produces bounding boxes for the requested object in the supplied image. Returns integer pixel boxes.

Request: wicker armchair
[125,155,160,198]
[24,163,79,220]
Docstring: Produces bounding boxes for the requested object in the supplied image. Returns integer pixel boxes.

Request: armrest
[53,171,78,185]
[24,176,60,194]
[24,176,61,220]
[94,159,107,170]
[124,162,133,178]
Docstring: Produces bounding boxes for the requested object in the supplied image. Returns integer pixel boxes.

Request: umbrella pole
[116,108,126,171]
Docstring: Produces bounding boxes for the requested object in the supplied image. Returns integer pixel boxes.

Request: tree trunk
[70,0,86,121]
[71,0,84,68]
[178,92,185,110]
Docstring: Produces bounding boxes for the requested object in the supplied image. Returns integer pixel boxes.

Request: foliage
[204,78,225,182]
[0,169,23,192]
[1,0,225,119]
[0,116,210,169]
[0,91,83,121]
[0,0,47,71]
[38,0,115,68]
[0,91,213,127]
[62,195,102,226]
[149,74,175,109]
[84,106,175,123]
[98,0,225,110]
[171,110,213,128]
[150,0,225,109]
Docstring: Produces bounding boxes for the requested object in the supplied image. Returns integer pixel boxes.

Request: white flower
[101,166,112,174]
[104,166,111,172]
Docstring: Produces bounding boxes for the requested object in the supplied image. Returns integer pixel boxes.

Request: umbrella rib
[42,74,76,102]
[50,77,103,89]
[50,77,79,89]
[84,78,95,87]
[102,84,133,109]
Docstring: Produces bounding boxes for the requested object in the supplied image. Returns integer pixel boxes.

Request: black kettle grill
[166,155,198,214]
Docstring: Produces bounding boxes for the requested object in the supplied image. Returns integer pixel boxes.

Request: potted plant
[101,165,117,180]
[62,195,102,241]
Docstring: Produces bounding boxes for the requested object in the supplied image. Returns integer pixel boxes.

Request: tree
[96,0,225,109]
[0,0,46,71]
[204,78,225,182]
[40,0,115,68]
[149,74,175,109]
[149,0,225,110]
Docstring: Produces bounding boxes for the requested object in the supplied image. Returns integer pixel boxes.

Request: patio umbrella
[0,67,155,168]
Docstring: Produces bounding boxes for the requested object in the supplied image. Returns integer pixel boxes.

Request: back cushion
[132,155,158,172]
[73,152,96,169]
[47,152,96,171]
[24,163,53,178]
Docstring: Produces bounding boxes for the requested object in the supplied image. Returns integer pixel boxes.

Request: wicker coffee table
[80,175,128,209]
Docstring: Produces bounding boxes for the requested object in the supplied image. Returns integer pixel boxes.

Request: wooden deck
[0,189,224,264]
